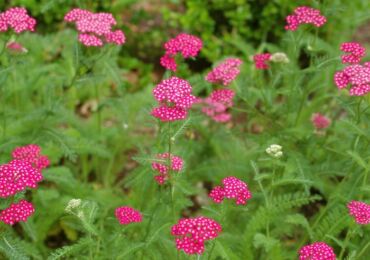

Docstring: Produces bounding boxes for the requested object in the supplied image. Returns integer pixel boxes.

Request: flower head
[209,177,252,205]
[266,144,283,158]
[0,7,36,33]
[311,113,331,130]
[12,144,50,171]
[0,200,35,225]
[205,58,243,86]
[152,153,183,185]
[0,160,42,198]
[285,6,326,31]
[65,199,82,213]
[347,201,370,225]
[334,64,370,96]
[171,216,221,255]
[64,8,125,47]
[200,89,235,123]
[6,41,28,53]
[299,242,336,260]
[270,52,290,64]
[253,53,271,70]
[340,42,366,64]
[115,206,142,225]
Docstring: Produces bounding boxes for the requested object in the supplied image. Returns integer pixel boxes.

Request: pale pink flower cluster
[209,176,252,205]
[340,42,366,64]
[285,6,327,31]
[311,113,331,130]
[299,242,336,260]
[253,53,271,70]
[200,89,235,123]
[151,77,196,121]
[171,216,222,255]
[347,201,370,225]
[0,145,49,225]
[6,41,27,53]
[334,63,370,96]
[0,7,36,33]
[160,33,202,71]
[115,206,142,225]
[205,58,243,86]
[64,8,125,47]
[0,200,35,225]
[151,153,184,185]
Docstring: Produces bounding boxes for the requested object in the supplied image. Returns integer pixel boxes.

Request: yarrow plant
[199,89,235,123]
[151,153,183,185]
[171,216,221,255]
[340,42,366,64]
[64,8,125,47]
[298,242,336,260]
[160,33,202,71]
[334,63,370,96]
[115,206,143,225]
[205,58,243,86]
[253,53,272,70]
[0,7,36,33]
[285,6,326,31]
[209,176,252,205]
[266,144,283,158]
[0,200,35,225]
[311,113,331,130]
[347,201,370,225]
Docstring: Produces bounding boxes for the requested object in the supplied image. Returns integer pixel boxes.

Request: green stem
[167,121,176,221]
[339,226,354,259]
[94,83,102,133]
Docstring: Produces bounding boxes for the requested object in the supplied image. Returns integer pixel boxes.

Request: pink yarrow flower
[205,58,243,86]
[152,153,183,185]
[200,89,235,123]
[115,206,142,225]
[347,201,370,225]
[299,242,336,260]
[152,77,196,122]
[340,42,366,64]
[334,64,370,96]
[311,113,331,130]
[209,176,252,205]
[6,41,27,53]
[171,216,221,255]
[0,7,36,33]
[0,200,35,225]
[160,33,202,71]
[253,53,271,70]
[12,144,50,171]
[64,8,125,47]
[285,6,326,31]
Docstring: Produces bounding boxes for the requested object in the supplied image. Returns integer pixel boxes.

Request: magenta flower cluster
[151,77,196,122]
[253,53,271,70]
[347,201,370,225]
[0,144,49,225]
[334,63,370,96]
[151,153,184,185]
[171,217,222,255]
[209,176,252,205]
[299,242,336,260]
[311,113,331,130]
[64,8,125,47]
[115,206,142,225]
[200,89,235,123]
[340,42,366,64]
[285,6,326,31]
[160,33,202,71]
[205,58,243,86]
[0,7,36,33]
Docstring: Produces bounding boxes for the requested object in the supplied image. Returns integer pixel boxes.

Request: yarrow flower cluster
[340,42,366,64]
[65,199,82,213]
[0,144,49,225]
[266,144,283,158]
[200,89,235,123]
[334,63,370,96]
[253,53,271,70]
[209,176,252,205]
[299,242,336,260]
[205,58,243,86]
[171,217,222,255]
[0,200,35,225]
[311,113,331,130]
[270,52,290,64]
[6,41,28,53]
[160,33,202,71]
[0,7,36,33]
[285,6,327,31]
[64,8,125,47]
[151,77,196,122]
[347,200,370,225]
[151,153,184,184]
[115,206,142,225]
